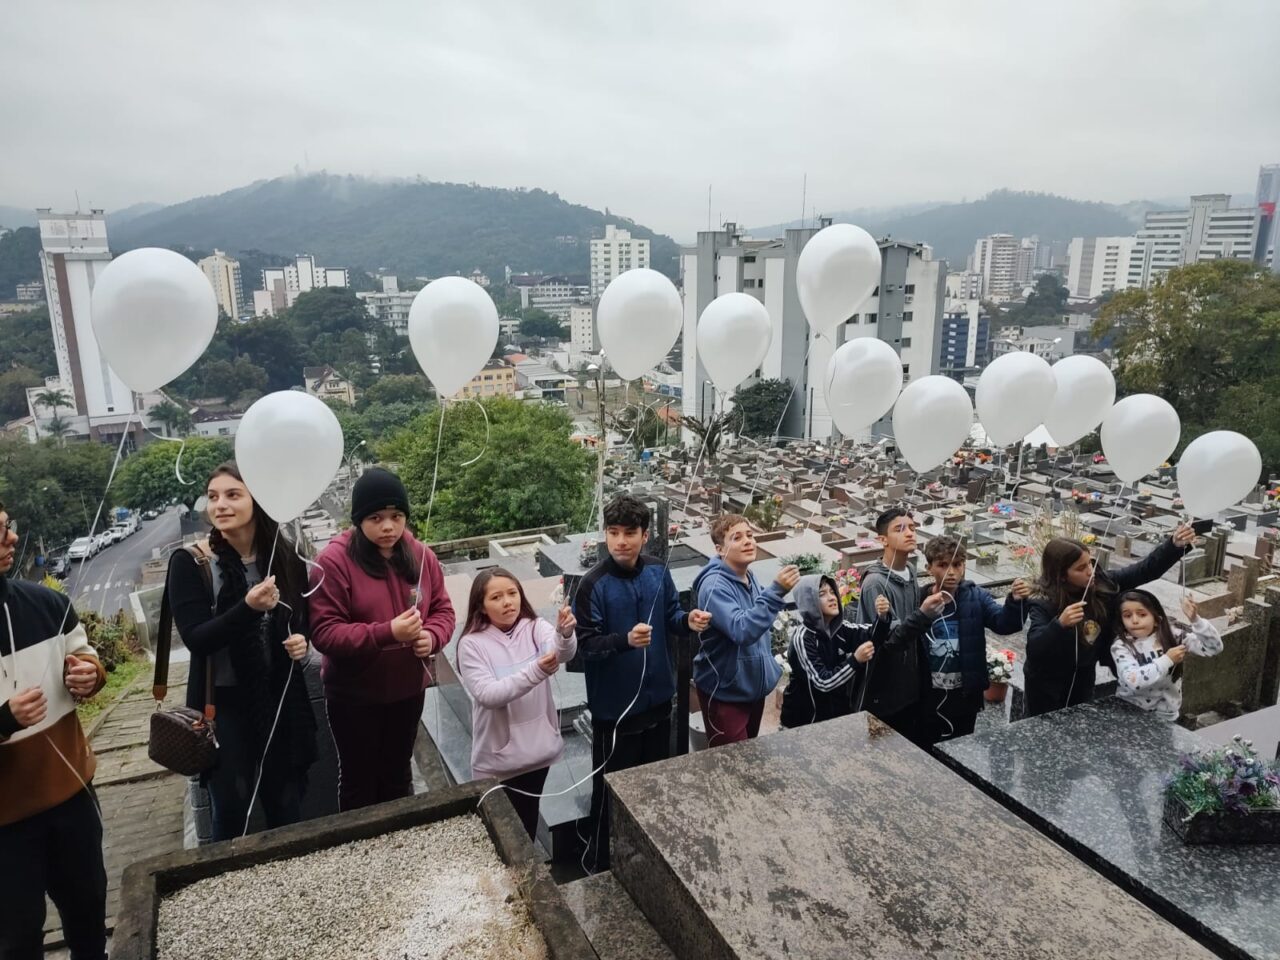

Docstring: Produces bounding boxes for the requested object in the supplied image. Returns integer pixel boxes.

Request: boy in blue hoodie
[574,494,711,868]
[919,535,1029,745]
[693,514,800,747]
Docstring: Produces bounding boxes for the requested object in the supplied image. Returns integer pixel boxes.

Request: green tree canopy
[379,398,594,541]
[359,374,433,409]
[113,437,235,512]
[518,310,567,340]
[1095,259,1280,473]
[731,378,792,439]
[0,438,116,551]
[0,365,42,421]
[0,306,57,377]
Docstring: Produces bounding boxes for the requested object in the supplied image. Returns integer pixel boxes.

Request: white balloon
[408,277,499,397]
[235,392,345,523]
[796,223,882,337]
[1100,394,1181,484]
[892,375,974,473]
[975,352,1056,447]
[1177,431,1262,518]
[596,269,683,381]
[89,247,218,393]
[1043,356,1115,447]
[696,293,773,393]
[824,338,903,436]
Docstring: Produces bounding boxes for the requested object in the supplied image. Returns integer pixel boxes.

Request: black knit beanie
[351,468,411,525]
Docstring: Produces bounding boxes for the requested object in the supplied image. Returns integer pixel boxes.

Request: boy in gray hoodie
[854,508,944,742]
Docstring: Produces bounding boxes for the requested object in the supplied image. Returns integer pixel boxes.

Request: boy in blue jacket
[693,514,800,748]
[574,494,711,868]
[919,535,1029,745]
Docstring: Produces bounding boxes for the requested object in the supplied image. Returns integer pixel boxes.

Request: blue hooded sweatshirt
[692,557,787,703]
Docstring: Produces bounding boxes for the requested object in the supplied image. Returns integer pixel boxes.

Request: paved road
[64,508,181,616]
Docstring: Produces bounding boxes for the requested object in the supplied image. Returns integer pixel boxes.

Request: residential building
[1127,194,1263,288]
[36,209,139,445]
[990,326,1074,361]
[1066,237,1139,299]
[15,281,43,301]
[191,404,243,438]
[939,302,990,381]
[971,234,1019,300]
[680,222,943,441]
[569,302,597,354]
[255,255,350,315]
[1257,163,1280,273]
[470,268,491,288]
[303,365,357,405]
[458,360,517,400]
[514,359,568,402]
[499,316,521,340]
[518,274,590,320]
[590,224,650,297]
[358,278,416,337]
[946,271,983,300]
[1015,237,1040,286]
[198,249,243,319]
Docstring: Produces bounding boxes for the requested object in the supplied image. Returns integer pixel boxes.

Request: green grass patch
[76,653,149,728]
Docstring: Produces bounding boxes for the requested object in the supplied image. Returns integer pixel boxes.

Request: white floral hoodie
[1111,618,1223,721]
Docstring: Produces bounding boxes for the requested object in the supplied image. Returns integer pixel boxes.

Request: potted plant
[1162,736,1280,844]
[975,547,998,569]
[984,647,1015,702]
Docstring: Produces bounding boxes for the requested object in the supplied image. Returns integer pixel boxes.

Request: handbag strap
[153,542,217,723]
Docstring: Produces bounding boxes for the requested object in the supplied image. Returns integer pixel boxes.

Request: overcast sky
[3,0,1278,239]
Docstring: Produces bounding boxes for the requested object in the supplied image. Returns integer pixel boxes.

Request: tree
[1094,260,1280,473]
[228,317,305,392]
[0,365,42,421]
[0,438,115,550]
[358,374,432,409]
[34,388,72,411]
[286,287,375,339]
[149,399,193,437]
[113,437,235,512]
[46,415,71,446]
[609,403,664,455]
[1003,273,1069,325]
[518,310,566,340]
[0,306,57,376]
[678,410,739,462]
[731,378,792,439]
[380,398,594,541]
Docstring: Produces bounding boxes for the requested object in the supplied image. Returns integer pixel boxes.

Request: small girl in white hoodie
[1111,590,1222,722]
[457,568,576,839]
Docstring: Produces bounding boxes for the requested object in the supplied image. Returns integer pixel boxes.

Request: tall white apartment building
[569,302,597,354]
[971,234,1019,300]
[1127,194,1262,288]
[254,254,349,316]
[1257,163,1280,274]
[1066,237,1139,299]
[198,249,243,319]
[590,225,650,297]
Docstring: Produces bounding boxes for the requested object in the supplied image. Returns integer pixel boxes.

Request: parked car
[141,509,159,521]
[93,531,114,550]
[48,554,70,579]
[67,537,97,561]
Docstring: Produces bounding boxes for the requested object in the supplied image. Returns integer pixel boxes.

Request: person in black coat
[166,461,316,841]
[1023,523,1195,718]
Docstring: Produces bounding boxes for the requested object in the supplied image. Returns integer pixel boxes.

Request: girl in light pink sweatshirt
[456,568,577,839]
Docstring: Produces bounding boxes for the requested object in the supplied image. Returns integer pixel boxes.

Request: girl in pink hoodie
[456,568,577,839]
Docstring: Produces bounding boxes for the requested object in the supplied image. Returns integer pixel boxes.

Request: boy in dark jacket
[781,574,890,728]
[574,494,711,869]
[854,508,945,741]
[919,536,1029,744]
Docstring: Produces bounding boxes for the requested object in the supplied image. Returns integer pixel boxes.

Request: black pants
[326,692,425,812]
[589,704,671,870]
[207,686,307,842]
[502,766,550,840]
[0,787,106,960]
[918,687,982,747]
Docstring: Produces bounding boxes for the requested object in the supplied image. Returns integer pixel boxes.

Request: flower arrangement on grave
[986,647,1015,685]
[1162,736,1280,845]
[1081,533,1098,546]
[779,553,826,575]
[578,538,599,568]
[770,610,804,659]
[830,567,861,608]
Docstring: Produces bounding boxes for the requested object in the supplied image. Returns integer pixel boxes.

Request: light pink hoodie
[456,617,577,781]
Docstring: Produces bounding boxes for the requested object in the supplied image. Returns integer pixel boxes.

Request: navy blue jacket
[928,580,1027,696]
[573,555,689,723]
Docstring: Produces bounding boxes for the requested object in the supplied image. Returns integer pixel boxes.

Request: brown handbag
[148,543,219,776]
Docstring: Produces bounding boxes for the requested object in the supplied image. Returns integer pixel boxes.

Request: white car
[67,537,97,561]
[94,531,114,550]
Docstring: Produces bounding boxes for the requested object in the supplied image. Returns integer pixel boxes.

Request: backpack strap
[153,543,216,716]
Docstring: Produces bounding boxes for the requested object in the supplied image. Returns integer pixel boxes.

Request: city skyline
[2,0,1278,240]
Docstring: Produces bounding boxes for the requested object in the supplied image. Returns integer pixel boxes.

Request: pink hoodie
[456,617,577,781]
[309,528,456,704]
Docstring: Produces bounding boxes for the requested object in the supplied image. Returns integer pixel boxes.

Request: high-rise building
[1127,194,1263,288]
[680,223,943,441]
[1257,164,1280,274]
[1066,237,1139,299]
[253,255,349,316]
[569,302,597,355]
[590,225,650,297]
[197,249,243,319]
[36,209,138,443]
[1015,237,1040,286]
[972,234,1019,300]
[357,278,415,336]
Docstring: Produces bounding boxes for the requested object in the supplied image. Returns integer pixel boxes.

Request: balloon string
[137,422,194,486]
[293,518,326,599]
[56,414,134,639]
[747,332,821,502]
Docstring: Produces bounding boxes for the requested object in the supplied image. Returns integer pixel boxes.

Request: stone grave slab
[606,712,1215,960]
[938,698,1280,960]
